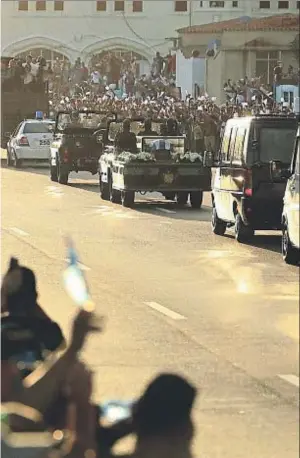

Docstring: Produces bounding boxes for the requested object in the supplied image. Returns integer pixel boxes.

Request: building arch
[82,37,154,65]
[2,36,75,62]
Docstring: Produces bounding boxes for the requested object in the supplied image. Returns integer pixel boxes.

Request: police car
[6,113,54,168]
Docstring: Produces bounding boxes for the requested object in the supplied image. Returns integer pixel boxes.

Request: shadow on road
[223,231,282,254]
[247,234,282,254]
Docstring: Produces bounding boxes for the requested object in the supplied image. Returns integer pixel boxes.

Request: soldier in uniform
[115,119,137,153]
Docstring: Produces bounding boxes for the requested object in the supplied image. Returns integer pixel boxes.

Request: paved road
[1,163,299,458]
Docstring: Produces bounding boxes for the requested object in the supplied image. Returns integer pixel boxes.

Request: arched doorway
[14,47,70,67]
[89,48,150,79]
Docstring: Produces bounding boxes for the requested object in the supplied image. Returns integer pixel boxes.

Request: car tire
[50,165,58,182]
[176,191,189,206]
[121,191,135,208]
[12,151,21,168]
[99,174,109,200]
[282,224,299,265]
[57,161,68,185]
[234,212,254,243]
[212,206,227,235]
[6,149,12,167]
[190,191,203,209]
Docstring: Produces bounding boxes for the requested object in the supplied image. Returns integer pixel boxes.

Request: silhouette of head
[132,373,196,438]
[123,119,131,132]
[1,258,38,314]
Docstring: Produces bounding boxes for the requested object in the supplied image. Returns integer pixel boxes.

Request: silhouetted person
[115,119,137,153]
[138,119,158,137]
[114,373,197,458]
[1,258,65,379]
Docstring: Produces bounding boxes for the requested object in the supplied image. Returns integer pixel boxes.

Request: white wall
[3,0,296,64]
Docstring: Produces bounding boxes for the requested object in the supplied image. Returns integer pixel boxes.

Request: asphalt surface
[1,158,299,457]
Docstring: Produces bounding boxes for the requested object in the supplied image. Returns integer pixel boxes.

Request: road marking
[263,295,299,301]
[144,301,186,320]
[278,374,299,387]
[45,186,64,199]
[64,258,91,271]
[10,227,29,237]
[155,208,176,214]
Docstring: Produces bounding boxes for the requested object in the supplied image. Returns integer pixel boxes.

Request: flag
[63,238,94,312]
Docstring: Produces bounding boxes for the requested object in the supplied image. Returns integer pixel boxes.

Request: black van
[282,123,300,265]
[211,115,298,242]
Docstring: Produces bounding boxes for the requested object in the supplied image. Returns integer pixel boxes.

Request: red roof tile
[177,14,299,34]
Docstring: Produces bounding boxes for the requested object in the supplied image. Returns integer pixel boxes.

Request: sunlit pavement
[1,163,299,458]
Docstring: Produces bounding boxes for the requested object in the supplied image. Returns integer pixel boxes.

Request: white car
[6,119,54,168]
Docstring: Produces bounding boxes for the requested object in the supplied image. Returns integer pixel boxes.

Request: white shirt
[91,71,101,84]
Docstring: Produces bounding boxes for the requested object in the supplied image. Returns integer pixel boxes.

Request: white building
[1,0,299,66]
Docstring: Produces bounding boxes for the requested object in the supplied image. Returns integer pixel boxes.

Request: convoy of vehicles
[5,111,299,266]
[211,115,298,243]
[98,118,212,208]
[6,119,54,167]
[282,123,300,265]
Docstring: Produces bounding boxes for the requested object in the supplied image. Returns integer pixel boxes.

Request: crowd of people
[1,257,197,457]
[2,52,298,157]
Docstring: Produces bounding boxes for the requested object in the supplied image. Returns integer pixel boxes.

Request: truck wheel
[57,161,69,185]
[121,191,135,208]
[99,174,109,200]
[212,206,226,235]
[176,192,189,206]
[109,178,121,204]
[234,213,254,243]
[190,191,203,209]
[282,225,299,265]
[50,165,58,182]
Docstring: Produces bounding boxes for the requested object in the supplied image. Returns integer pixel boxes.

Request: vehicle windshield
[23,122,53,134]
[108,121,163,141]
[142,137,185,155]
[259,126,296,163]
[57,112,110,131]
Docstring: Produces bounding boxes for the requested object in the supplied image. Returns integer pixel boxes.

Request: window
[133,0,143,12]
[175,1,188,11]
[23,123,52,134]
[199,1,203,6]
[36,1,46,10]
[232,127,246,164]
[259,127,296,163]
[278,0,289,7]
[209,1,225,7]
[54,1,64,11]
[256,50,279,84]
[297,1,300,8]
[114,0,124,11]
[221,126,232,162]
[232,1,238,6]
[18,1,28,11]
[228,127,238,159]
[259,1,270,7]
[96,1,106,11]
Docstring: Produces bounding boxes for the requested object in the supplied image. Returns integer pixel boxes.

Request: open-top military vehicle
[98,118,212,208]
[50,110,116,184]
